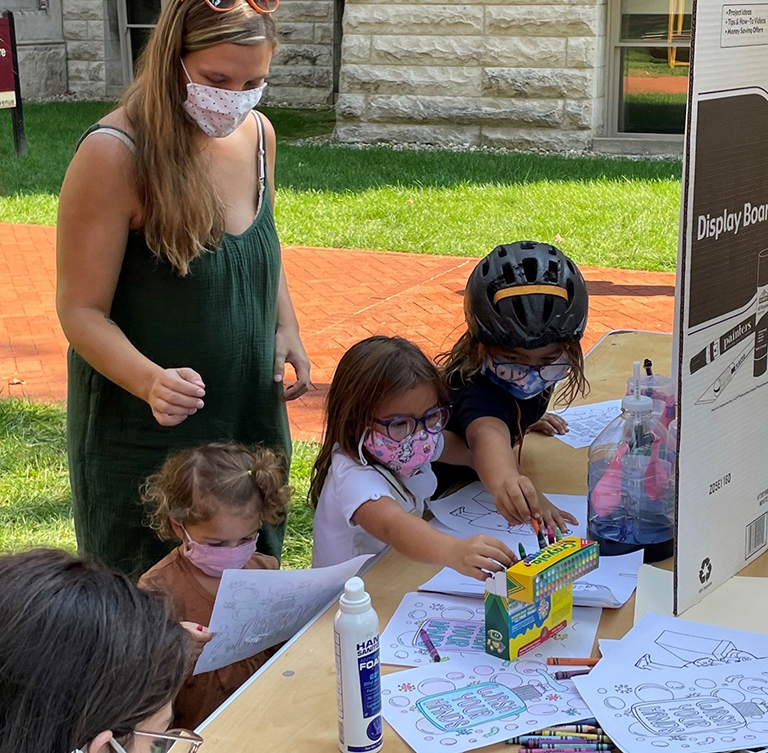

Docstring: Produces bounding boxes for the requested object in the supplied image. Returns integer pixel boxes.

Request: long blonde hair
[122,1,278,275]
[309,337,449,509]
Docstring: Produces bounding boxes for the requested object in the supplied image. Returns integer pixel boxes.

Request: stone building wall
[336,0,608,150]
[62,0,108,97]
[7,0,67,100]
[266,0,337,109]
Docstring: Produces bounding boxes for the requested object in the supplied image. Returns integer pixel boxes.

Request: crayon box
[484,538,599,660]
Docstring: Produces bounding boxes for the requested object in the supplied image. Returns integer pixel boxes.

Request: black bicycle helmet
[465,241,588,350]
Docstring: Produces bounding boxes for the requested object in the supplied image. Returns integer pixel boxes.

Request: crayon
[554,669,592,679]
[546,721,600,730]
[519,744,614,750]
[519,542,527,560]
[417,627,441,662]
[536,528,548,550]
[547,657,599,666]
[555,527,562,541]
[516,748,614,752]
[547,525,555,544]
[531,518,540,535]
[532,733,612,743]
[512,737,612,746]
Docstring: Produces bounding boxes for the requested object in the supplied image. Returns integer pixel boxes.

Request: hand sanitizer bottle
[334,576,383,753]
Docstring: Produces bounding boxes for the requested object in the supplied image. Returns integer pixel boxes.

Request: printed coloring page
[551,399,623,449]
[574,654,768,753]
[194,554,372,674]
[428,482,587,547]
[380,592,601,668]
[381,654,593,753]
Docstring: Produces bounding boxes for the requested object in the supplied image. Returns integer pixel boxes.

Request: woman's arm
[260,113,311,401]
[56,136,206,426]
[465,417,577,531]
[353,496,515,580]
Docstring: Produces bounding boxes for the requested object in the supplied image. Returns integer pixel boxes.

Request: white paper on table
[419,566,485,599]
[574,653,768,753]
[634,566,768,630]
[551,399,623,449]
[194,554,372,675]
[601,612,768,672]
[380,591,601,667]
[573,550,644,608]
[599,638,621,657]
[427,482,587,548]
[382,654,593,753]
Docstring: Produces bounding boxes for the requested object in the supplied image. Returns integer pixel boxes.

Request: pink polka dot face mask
[181,60,267,138]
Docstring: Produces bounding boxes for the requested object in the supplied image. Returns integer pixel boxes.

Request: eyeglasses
[488,359,573,384]
[203,0,278,14]
[374,406,451,442]
[110,729,204,753]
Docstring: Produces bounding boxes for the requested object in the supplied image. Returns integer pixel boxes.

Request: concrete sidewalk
[0,223,676,442]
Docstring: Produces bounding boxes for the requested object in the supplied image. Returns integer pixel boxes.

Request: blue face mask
[482,356,561,400]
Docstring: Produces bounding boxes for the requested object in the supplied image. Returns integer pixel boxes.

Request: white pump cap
[622,360,653,413]
[339,576,372,614]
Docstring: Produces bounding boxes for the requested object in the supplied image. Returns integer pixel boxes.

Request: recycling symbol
[699,558,712,584]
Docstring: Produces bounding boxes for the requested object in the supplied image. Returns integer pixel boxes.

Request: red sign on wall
[0,16,16,109]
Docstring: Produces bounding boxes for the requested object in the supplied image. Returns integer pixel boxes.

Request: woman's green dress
[67,120,290,578]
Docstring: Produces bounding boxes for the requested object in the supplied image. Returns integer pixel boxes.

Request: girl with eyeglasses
[309,336,517,580]
[0,549,199,753]
[139,442,289,729]
[56,0,306,579]
[436,242,590,533]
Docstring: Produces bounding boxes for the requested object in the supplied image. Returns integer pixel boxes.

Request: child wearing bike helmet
[436,241,589,533]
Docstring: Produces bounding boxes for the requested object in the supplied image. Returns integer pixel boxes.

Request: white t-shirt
[312,439,443,568]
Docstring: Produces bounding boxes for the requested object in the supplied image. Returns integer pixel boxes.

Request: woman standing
[56,0,309,577]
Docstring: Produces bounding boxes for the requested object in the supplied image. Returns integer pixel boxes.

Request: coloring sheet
[574,653,768,753]
[380,592,602,668]
[551,399,623,449]
[602,613,768,673]
[573,550,644,609]
[381,653,592,753]
[428,482,587,548]
[194,554,372,675]
[419,566,485,599]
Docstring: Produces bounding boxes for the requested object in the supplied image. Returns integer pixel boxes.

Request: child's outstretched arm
[436,430,474,467]
[353,496,515,581]
[465,416,577,532]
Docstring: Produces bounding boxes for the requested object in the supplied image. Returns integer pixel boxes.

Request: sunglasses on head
[203,0,277,13]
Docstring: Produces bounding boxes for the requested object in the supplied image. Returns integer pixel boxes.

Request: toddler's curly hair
[143,442,289,541]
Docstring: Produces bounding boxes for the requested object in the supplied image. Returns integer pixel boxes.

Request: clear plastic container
[624,359,676,428]
[589,362,675,563]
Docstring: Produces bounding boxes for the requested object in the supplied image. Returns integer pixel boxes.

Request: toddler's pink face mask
[182,527,258,577]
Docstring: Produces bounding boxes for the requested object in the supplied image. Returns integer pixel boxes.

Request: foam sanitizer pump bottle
[334,576,383,753]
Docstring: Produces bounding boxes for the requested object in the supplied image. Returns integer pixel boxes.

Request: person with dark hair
[0,548,194,753]
[139,441,290,728]
[309,335,516,579]
[436,241,590,531]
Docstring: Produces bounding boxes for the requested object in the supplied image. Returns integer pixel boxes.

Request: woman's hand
[274,323,311,401]
[530,412,569,436]
[147,368,206,427]
[180,621,214,663]
[447,535,517,581]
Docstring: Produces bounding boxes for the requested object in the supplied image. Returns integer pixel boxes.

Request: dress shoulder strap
[76,124,136,153]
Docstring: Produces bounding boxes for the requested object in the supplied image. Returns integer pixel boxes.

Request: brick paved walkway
[0,223,676,442]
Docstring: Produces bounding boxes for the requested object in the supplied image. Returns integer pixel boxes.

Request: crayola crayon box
[484,537,599,660]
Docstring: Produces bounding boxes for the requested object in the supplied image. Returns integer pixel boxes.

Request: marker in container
[418,627,441,662]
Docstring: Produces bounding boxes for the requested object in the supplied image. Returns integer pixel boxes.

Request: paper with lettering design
[380,592,601,668]
[574,654,768,753]
[194,554,372,675]
[381,653,592,753]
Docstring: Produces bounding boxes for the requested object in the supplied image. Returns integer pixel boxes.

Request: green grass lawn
[0,397,318,569]
[1,102,683,271]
